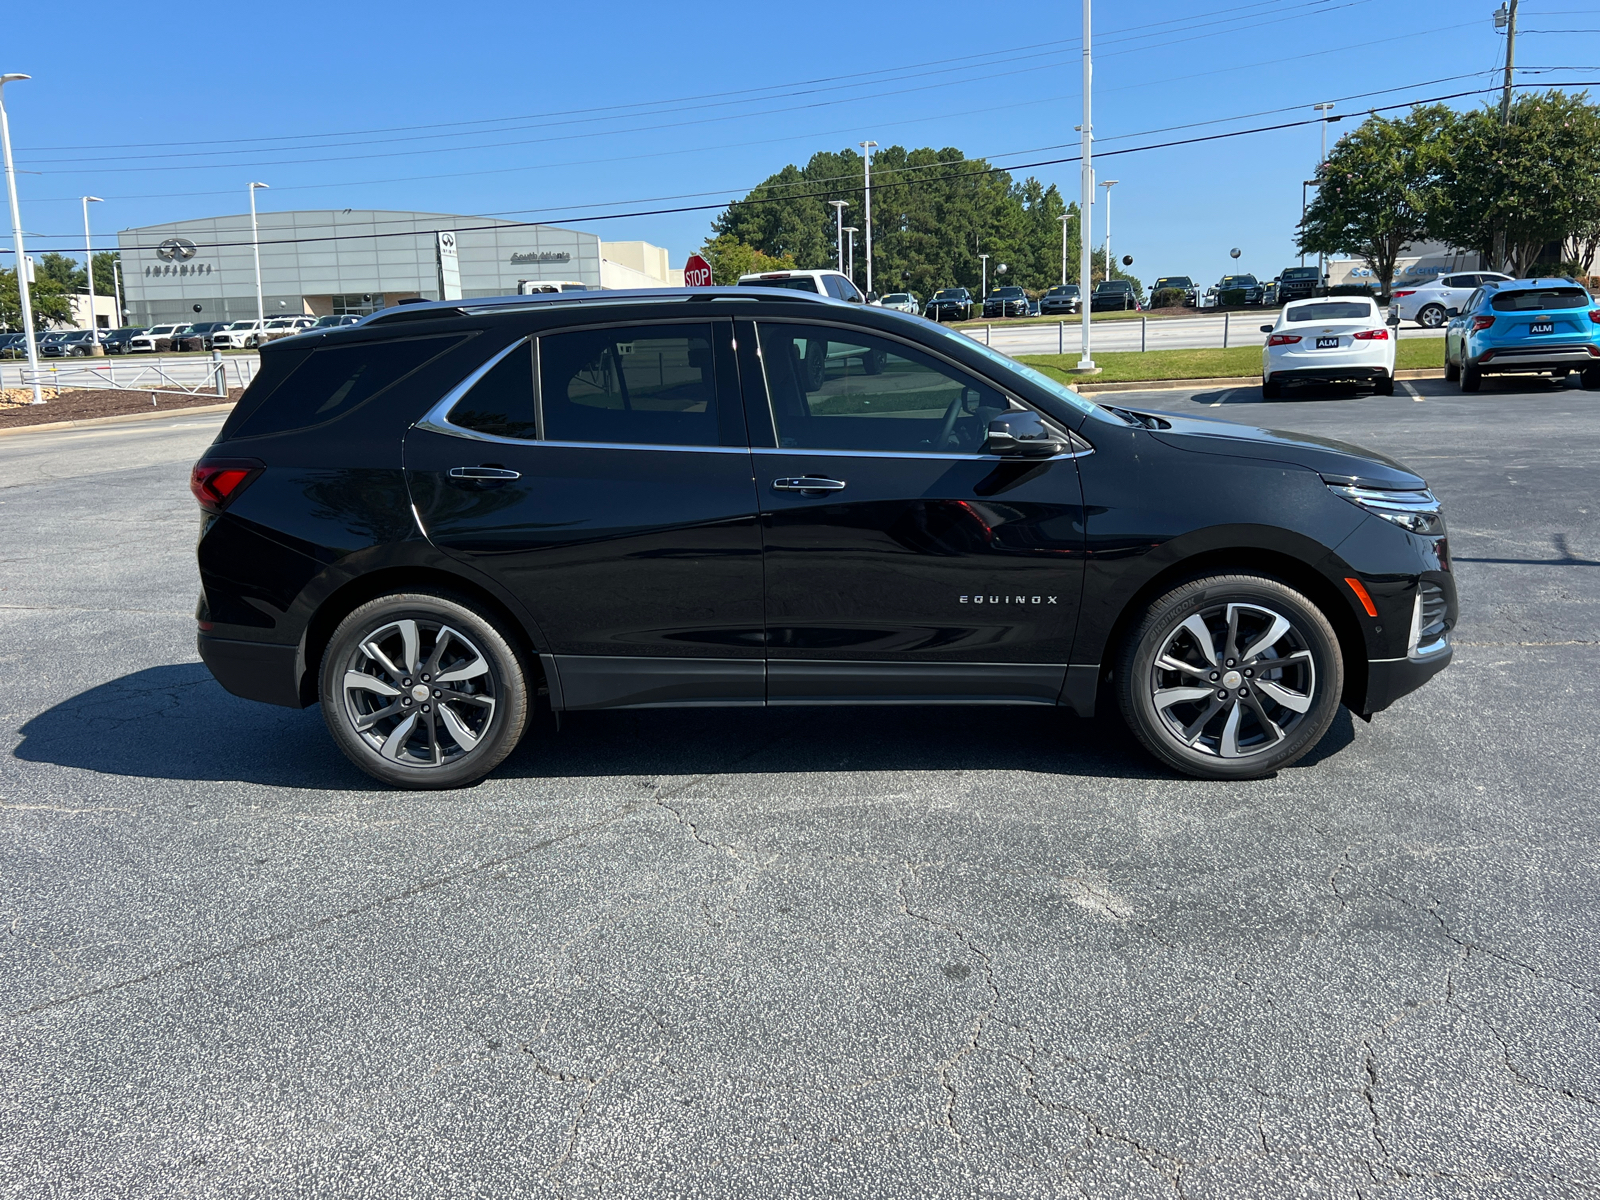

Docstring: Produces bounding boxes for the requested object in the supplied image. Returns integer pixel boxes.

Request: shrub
[1150,287,1187,308]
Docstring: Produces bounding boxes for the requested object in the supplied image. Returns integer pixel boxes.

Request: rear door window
[231,334,466,438]
[538,323,723,447]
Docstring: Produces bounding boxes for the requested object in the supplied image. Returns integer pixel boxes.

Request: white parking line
[1401,381,1424,402]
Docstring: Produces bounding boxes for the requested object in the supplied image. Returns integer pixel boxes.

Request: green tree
[1433,91,1600,276]
[92,251,121,301]
[36,252,85,292]
[697,234,795,284]
[0,267,74,331]
[1298,105,1453,298]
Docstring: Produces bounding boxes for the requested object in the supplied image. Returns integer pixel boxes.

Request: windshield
[1280,268,1320,280]
[228,321,256,329]
[934,289,965,299]
[1491,287,1590,311]
[149,326,177,334]
[921,322,1096,419]
[882,294,911,303]
[1095,282,1129,291]
[1219,276,1257,288]
[1154,278,1191,288]
[1286,302,1374,322]
[992,287,1024,297]
[1047,286,1079,296]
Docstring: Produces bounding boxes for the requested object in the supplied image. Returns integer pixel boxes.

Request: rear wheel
[1418,304,1447,329]
[1582,367,1600,390]
[1374,373,1395,396]
[1117,573,1343,780]
[1262,377,1282,399]
[320,592,530,789]
[1460,365,1482,393]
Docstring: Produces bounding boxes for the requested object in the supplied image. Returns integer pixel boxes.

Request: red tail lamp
[190,459,263,513]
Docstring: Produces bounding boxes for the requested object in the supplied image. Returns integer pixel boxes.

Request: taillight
[1267,334,1301,346]
[1391,290,1415,300]
[1471,315,1495,332]
[190,458,263,513]
[1589,309,1600,325]
[1353,329,1389,340]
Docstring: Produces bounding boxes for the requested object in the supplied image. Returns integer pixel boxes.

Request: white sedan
[1261,297,1397,398]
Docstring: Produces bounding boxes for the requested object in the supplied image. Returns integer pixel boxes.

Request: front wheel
[320,591,530,789]
[1417,304,1446,329]
[1117,573,1344,779]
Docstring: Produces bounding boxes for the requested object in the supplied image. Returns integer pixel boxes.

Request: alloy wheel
[340,618,497,768]
[1148,602,1316,759]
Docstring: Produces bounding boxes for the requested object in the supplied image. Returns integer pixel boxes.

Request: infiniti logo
[155,237,198,262]
[960,595,1057,605]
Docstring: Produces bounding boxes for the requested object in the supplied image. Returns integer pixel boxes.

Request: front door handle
[773,476,846,494]
[448,466,521,481]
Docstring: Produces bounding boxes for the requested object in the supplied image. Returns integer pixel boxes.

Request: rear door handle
[773,476,846,493]
[448,466,521,480]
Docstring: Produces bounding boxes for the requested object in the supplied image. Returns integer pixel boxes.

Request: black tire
[1582,367,1600,390]
[1444,354,1460,382]
[803,337,828,390]
[1460,365,1482,393]
[320,591,530,790]
[1418,304,1446,329]
[1262,378,1282,400]
[1117,573,1344,780]
[1374,373,1395,396]
[862,347,887,375]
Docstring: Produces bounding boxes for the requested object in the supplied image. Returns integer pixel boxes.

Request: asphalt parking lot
[2,375,1597,1198]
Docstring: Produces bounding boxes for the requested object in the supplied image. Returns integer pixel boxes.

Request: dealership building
[116,209,682,326]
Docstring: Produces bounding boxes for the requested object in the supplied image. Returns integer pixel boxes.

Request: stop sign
[683,253,714,288]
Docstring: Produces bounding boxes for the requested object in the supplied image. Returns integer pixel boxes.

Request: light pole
[1312,104,1334,284]
[1100,179,1119,287]
[979,253,990,298]
[81,195,103,352]
[1059,212,1071,286]
[829,199,848,275]
[111,257,125,327]
[0,73,43,405]
[248,181,269,326]
[858,140,877,295]
[842,226,858,283]
[1075,0,1096,372]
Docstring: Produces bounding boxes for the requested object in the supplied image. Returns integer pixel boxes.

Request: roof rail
[365,286,836,325]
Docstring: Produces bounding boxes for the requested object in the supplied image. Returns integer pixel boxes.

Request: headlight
[1327,482,1443,535]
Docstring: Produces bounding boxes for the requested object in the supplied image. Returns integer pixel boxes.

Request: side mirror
[866,291,879,304]
[986,412,1063,458]
[1387,314,1400,328]
[1259,324,1274,333]
[1445,307,1459,318]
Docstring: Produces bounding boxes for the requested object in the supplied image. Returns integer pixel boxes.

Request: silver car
[878,292,920,316]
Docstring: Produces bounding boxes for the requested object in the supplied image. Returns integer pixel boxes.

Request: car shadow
[15,664,1356,789]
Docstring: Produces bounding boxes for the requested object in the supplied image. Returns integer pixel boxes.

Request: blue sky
[4,1,1596,289]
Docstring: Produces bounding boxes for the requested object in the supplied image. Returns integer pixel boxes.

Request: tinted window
[1286,302,1374,322]
[539,324,719,447]
[232,334,466,438]
[450,340,537,440]
[823,274,851,300]
[756,323,1010,454]
[1442,275,1472,289]
[741,276,820,294]
[1490,287,1590,311]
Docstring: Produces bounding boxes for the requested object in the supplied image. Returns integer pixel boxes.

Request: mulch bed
[0,387,242,430]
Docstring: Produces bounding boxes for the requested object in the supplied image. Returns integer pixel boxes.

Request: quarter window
[539,324,720,447]
[450,340,537,440]
[756,323,1011,454]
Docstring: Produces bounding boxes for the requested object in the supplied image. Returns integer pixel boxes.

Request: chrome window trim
[750,445,1091,462]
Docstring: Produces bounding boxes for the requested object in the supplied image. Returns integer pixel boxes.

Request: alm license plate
[1530,321,1554,335]
[1315,336,1340,349]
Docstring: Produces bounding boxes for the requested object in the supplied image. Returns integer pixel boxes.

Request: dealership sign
[510,251,571,264]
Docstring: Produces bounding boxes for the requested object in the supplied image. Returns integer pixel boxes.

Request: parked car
[101,327,147,354]
[1206,275,1263,307]
[42,329,104,357]
[130,323,188,353]
[1038,284,1082,316]
[191,286,1455,788]
[1149,276,1196,307]
[256,316,318,346]
[172,321,231,352]
[1091,280,1139,312]
[1391,270,1513,329]
[1443,277,1600,392]
[983,286,1031,318]
[309,315,363,331]
[0,331,27,358]
[878,292,920,316]
[1261,296,1398,398]
[211,319,266,350]
[1271,266,1326,307]
[924,288,974,321]
[735,269,866,302]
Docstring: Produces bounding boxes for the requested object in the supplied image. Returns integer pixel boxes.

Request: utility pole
[249,181,269,326]
[1496,1,1519,272]
[1074,0,1096,372]
[829,199,848,275]
[859,140,877,295]
[0,74,44,405]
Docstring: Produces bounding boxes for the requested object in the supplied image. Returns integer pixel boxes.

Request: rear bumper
[1363,640,1453,715]
[1473,344,1600,373]
[198,632,307,708]
[1270,365,1390,383]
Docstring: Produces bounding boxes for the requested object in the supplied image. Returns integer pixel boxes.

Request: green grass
[950,309,1165,330]
[1018,337,1444,385]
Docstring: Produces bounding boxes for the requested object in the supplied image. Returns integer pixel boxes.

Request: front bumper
[1365,640,1453,713]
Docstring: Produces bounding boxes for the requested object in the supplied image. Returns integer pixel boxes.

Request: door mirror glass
[1259,324,1274,333]
[1387,313,1401,327]
[1445,307,1460,318]
[985,411,1064,458]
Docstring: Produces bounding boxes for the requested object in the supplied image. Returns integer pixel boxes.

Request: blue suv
[1444,277,1600,392]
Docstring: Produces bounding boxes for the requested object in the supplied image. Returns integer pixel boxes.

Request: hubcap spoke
[379,712,419,761]
[1176,614,1220,666]
[1155,653,1207,677]
[1224,605,1242,663]
[361,640,406,682]
[437,702,482,751]
[1240,613,1292,663]
[354,699,404,731]
[396,620,421,674]
[1256,678,1313,713]
[1243,692,1286,743]
[446,691,495,709]
[344,617,496,769]
[424,626,456,678]
[344,671,399,697]
[1181,697,1225,744]
[1218,703,1245,758]
[1154,686,1217,712]
[436,655,488,684]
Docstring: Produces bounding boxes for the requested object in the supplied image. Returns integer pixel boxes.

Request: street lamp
[81,196,103,353]
[829,199,848,275]
[858,140,877,295]
[111,257,125,328]
[249,181,269,326]
[842,226,858,283]
[1100,179,1119,287]
[979,253,990,297]
[1059,212,1072,286]
[1311,104,1334,281]
[0,73,43,405]
[1075,0,1096,372]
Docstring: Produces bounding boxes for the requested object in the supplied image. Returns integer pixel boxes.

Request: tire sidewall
[320,591,530,789]
[1119,574,1344,780]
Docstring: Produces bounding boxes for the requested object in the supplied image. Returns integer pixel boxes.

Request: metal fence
[1,352,260,397]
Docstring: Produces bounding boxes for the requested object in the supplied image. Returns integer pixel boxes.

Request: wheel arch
[296,565,546,706]
[1089,547,1367,717]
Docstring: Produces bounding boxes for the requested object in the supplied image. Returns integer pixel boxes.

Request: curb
[0,401,235,439]
[1072,369,1446,396]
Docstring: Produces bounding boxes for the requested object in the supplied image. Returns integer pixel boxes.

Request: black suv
[983,286,1031,318]
[924,288,974,322]
[1273,266,1326,305]
[193,288,1456,788]
[1091,280,1139,311]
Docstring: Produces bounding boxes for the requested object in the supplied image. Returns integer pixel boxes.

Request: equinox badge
[961,595,1057,604]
